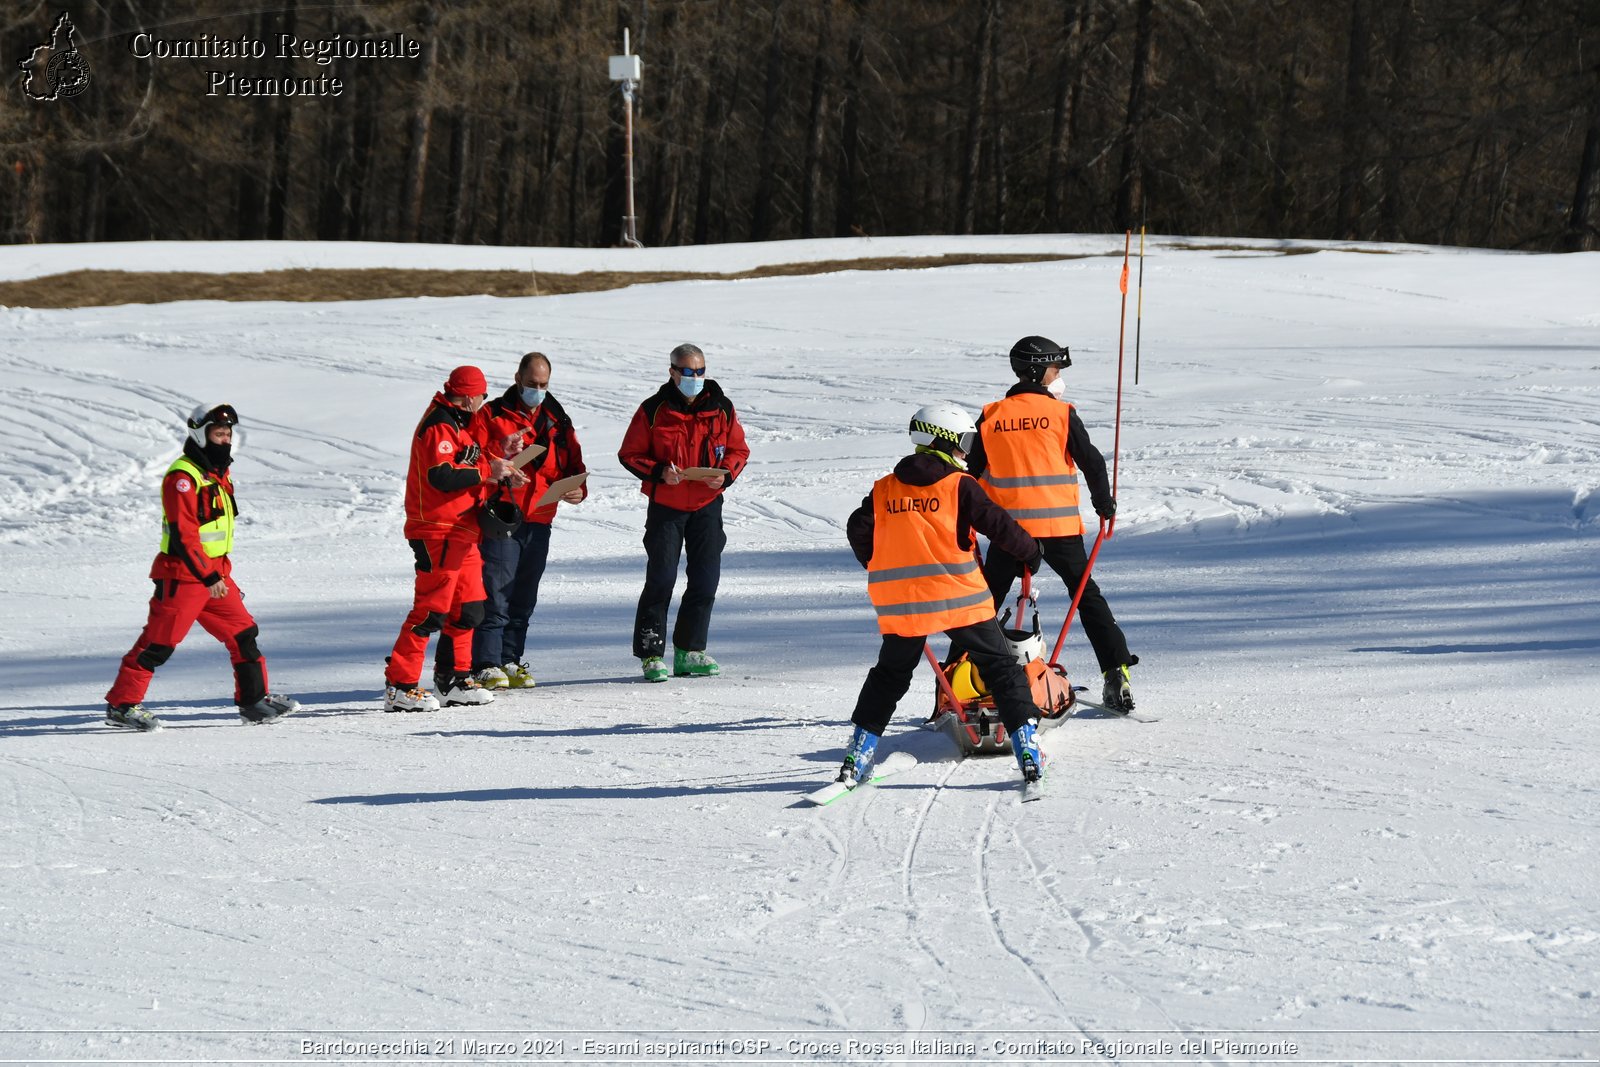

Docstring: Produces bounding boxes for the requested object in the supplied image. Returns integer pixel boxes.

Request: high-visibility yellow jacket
[159,455,234,559]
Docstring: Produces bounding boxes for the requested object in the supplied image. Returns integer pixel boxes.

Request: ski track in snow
[1,237,1598,1062]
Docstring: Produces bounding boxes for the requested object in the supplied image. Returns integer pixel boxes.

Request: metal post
[610,29,643,248]
[622,78,639,247]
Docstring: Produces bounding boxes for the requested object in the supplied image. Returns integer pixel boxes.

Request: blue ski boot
[836,725,880,787]
[1011,720,1044,784]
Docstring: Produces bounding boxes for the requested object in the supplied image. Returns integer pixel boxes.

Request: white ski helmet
[908,402,977,455]
[186,402,239,448]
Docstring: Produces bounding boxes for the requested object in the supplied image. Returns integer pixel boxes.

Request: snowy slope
[1,239,1596,1064]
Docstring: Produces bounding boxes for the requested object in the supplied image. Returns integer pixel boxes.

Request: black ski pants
[851,618,1035,738]
[984,534,1132,674]
[632,496,725,659]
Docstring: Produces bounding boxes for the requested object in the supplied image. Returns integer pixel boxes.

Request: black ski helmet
[186,402,239,447]
[1009,335,1071,383]
[479,490,524,539]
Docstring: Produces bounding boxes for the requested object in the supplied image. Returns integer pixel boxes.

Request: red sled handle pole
[923,641,969,712]
[1049,516,1112,667]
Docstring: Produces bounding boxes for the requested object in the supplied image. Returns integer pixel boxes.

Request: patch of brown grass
[0,252,1084,310]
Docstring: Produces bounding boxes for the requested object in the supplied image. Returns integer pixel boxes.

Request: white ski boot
[384,684,441,713]
[437,673,495,707]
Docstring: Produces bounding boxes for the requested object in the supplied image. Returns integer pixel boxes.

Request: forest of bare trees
[4,0,1598,252]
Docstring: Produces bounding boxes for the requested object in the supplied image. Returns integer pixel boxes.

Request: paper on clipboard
[534,471,588,507]
[680,467,729,482]
[508,443,547,469]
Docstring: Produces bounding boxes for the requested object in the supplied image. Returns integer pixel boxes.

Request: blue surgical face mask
[520,386,547,408]
[677,376,704,399]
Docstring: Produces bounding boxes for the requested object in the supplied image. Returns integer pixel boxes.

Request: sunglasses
[671,365,707,377]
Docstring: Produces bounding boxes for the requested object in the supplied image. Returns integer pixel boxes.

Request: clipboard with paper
[680,467,729,482]
[507,443,547,469]
[535,471,588,507]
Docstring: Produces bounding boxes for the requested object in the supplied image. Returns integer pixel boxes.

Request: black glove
[1095,496,1117,520]
[1026,546,1044,574]
[459,443,481,465]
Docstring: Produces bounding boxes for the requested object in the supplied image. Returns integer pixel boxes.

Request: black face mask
[203,440,232,471]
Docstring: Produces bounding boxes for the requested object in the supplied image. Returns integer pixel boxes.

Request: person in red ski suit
[384,366,525,712]
[469,351,589,689]
[617,343,750,682]
[104,403,299,731]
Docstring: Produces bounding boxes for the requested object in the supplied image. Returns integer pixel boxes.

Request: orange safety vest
[977,392,1083,537]
[866,472,994,637]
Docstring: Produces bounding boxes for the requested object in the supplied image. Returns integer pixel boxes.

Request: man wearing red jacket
[617,344,751,682]
[385,366,525,712]
[104,403,300,731]
[470,352,588,690]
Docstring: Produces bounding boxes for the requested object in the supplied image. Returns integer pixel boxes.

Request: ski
[1021,775,1046,803]
[1072,698,1159,724]
[803,750,918,806]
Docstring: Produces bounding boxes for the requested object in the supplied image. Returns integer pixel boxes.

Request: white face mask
[1046,376,1066,399]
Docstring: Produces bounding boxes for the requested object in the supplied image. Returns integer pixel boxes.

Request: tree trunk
[834,0,869,237]
[693,58,727,245]
[1267,39,1300,236]
[82,152,104,242]
[1378,3,1414,242]
[1565,69,1600,251]
[800,3,833,238]
[1044,1,1087,229]
[265,0,298,241]
[1335,0,1370,240]
[1114,0,1155,232]
[957,0,997,235]
[346,96,374,240]
[446,110,471,243]
[566,81,584,247]
[20,149,47,243]
[988,2,1006,234]
[750,1,786,242]
[400,10,440,244]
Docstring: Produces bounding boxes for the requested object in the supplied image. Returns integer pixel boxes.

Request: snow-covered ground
[1,237,1596,1065]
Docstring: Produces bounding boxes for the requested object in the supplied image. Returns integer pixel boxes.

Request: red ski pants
[106,577,268,707]
[386,539,486,687]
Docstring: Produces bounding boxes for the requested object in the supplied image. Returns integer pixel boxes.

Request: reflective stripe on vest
[159,456,235,559]
[866,472,994,637]
[978,392,1083,537]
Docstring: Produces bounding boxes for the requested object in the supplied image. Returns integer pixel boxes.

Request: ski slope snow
[1,236,1596,1064]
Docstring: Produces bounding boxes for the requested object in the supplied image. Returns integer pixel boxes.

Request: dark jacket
[846,452,1039,569]
[966,382,1115,517]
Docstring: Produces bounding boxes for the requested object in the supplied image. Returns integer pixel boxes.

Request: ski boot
[502,661,536,689]
[239,693,299,724]
[673,648,721,677]
[835,725,880,788]
[472,665,510,691]
[384,683,440,713]
[1011,720,1044,784]
[641,656,669,683]
[1101,663,1135,715]
[105,702,162,731]
[436,673,495,706]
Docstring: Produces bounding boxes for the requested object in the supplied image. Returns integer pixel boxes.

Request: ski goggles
[189,403,239,429]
